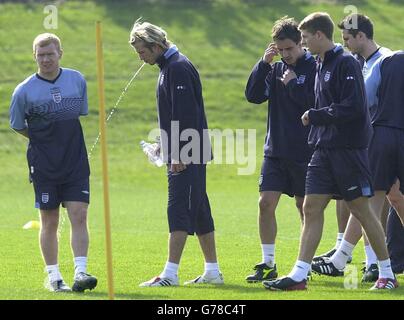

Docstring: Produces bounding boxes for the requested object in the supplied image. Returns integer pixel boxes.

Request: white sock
[203,262,220,278]
[330,240,355,270]
[74,256,87,278]
[378,259,394,279]
[160,261,179,280]
[288,260,311,282]
[364,245,377,269]
[335,233,344,249]
[46,264,62,283]
[261,244,275,267]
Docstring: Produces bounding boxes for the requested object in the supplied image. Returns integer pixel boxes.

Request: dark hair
[299,12,334,41]
[338,14,374,39]
[272,16,301,44]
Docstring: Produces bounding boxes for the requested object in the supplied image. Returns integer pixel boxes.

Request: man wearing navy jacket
[314,14,404,282]
[129,20,223,287]
[315,51,404,283]
[245,16,316,282]
[263,12,397,291]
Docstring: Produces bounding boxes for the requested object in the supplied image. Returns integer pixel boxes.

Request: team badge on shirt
[42,193,49,204]
[297,75,306,84]
[50,87,62,103]
[324,71,331,82]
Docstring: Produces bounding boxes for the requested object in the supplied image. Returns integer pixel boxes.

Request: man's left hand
[301,110,310,126]
[280,69,297,86]
[170,162,187,173]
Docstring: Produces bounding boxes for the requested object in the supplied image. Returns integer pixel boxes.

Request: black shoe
[311,258,344,277]
[246,263,278,283]
[263,277,307,291]
[312,248,336,263]
[361,263,379,282]
[313,248,352,264]
[72,272,98,292]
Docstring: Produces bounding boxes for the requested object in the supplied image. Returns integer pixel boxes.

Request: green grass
[1,0,404,300]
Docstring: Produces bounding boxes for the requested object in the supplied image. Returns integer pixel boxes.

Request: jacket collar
[319,44,344,65]
[282,50,313,69]
[157,45,179,69]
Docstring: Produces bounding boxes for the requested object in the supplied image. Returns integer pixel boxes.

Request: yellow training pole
[96,21,114,300]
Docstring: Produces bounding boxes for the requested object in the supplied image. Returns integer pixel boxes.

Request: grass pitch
[1,0,404,300]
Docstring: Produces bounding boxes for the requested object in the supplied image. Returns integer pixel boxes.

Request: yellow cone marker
[23,220,40,229]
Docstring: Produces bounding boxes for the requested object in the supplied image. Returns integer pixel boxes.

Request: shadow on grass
[69,290,170,300]
[309,276,404,297]
[167,283,274,297]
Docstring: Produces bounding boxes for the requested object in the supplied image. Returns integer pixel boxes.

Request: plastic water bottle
[140,140,164,167]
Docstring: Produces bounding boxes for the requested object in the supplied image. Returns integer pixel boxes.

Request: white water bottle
[140,140,164,167]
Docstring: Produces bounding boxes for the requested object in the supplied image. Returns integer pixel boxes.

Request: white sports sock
[203,262,220,278]
[261,244,275,267]
[330,240,355,270]
[364,245,377,268]
[46,264,62,283]
[288,260,311,282]
[74,256,87,278]
[160,261,179,280]
[378,259,394,279]
[335,233,344,249]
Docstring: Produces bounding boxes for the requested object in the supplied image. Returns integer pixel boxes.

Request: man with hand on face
[245,16,316,283]
[263,12,397,291]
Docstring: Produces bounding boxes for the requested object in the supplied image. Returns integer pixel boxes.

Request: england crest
[42,193,49,204]
[297,75,306,84]
[50,87,62,103]
[324,71,331,82]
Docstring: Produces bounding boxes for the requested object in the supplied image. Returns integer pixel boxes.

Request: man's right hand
[170,162,187,173]
[263,43,279,64]
[301,110,310,126]
[14,128,29,139]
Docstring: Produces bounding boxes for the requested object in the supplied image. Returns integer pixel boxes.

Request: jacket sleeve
[245,59,273,104]
[285,64,316,111]
[309,57,366,126]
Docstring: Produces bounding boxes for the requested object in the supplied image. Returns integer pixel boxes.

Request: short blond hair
[129,19,171,49]
[33,33,62,54]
